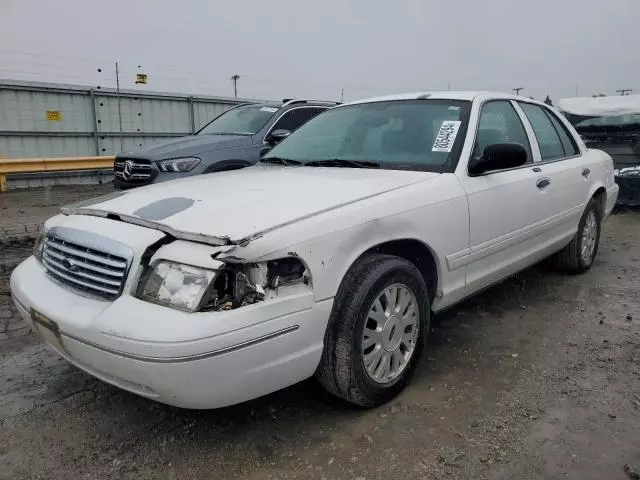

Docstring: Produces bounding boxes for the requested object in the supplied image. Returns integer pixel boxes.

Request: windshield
[263,99,471,172]
[575,113,640,129]
[198,105,279,135]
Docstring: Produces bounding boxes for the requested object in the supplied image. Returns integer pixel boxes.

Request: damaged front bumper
[615,166,640,206]
[10,256,332,409]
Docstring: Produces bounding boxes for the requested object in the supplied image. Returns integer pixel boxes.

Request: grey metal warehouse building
[0,79,258,159]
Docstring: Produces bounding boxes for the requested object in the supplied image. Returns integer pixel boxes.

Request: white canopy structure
[558,95,640,117]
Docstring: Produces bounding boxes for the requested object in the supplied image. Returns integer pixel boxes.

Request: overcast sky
[1,0,638,102]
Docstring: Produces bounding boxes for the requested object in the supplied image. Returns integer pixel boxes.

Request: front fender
[221,184,469,307]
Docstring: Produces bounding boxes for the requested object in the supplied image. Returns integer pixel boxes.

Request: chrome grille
[42,232,131,299]
[114,158,152,182]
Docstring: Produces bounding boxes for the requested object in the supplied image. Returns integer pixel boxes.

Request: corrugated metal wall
[0,80,258,158]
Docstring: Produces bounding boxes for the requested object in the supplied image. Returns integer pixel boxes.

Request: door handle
[536,177,551,189]
[532,167,542,173]
[582,168,591,178]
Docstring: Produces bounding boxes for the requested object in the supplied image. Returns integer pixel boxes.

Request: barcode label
[432,121,461,152]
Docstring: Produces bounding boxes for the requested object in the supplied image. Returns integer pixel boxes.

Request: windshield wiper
[305,159,380,169]
[200,132,253,136]
[260,157,303,166]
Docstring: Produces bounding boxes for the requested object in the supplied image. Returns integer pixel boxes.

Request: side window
[543,108,579,156]
[473,100,532,163]
[271,107,326,133]
[518,103,565,160]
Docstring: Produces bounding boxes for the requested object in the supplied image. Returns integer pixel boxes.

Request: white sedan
[11,91,618,409]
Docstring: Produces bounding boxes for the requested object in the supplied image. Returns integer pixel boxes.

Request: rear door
[456,100,548,294]
[516,102,592,245]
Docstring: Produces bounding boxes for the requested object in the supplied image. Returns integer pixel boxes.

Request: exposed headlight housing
[157,157,201,172]
[138,261,216,312]
[207,257,308,311]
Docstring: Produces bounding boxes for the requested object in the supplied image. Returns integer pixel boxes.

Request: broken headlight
[157,157,201,172]
[138,257,310,312]
[139,261,216,312]
[204,257,309,311]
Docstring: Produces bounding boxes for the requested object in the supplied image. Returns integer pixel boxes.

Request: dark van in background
[559,95,640,206]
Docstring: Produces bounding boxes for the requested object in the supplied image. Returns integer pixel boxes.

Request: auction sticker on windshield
[432,120,461,152]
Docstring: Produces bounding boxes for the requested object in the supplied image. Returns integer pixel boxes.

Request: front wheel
[552,197,603,274]
[316,254,430,407]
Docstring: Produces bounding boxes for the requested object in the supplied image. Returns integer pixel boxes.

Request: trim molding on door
[446,205,582,271]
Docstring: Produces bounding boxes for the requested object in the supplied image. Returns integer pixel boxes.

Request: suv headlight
[157,157,201,172]
[138,261,216,312]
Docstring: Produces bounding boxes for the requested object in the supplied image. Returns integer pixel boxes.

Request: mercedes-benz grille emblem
[61,257,79,272]
[122,160,134,180]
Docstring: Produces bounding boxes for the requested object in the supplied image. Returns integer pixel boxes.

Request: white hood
[64,166,439,245]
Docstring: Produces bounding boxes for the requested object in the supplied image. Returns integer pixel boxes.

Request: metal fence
[0,79,260,159]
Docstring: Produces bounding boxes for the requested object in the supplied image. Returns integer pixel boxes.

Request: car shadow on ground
[48,261,561,424]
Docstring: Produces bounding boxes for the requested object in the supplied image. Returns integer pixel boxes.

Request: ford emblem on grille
[61,257,79,272]
[122,160,134,180]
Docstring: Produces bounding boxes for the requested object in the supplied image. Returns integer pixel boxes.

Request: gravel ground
[0,197,638,480]
[0,185,112,242]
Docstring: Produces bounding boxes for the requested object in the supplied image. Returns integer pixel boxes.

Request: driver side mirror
[266,129,291,145]
[468,143,528,175]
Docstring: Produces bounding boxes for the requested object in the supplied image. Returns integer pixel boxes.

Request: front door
[456,100,549,294]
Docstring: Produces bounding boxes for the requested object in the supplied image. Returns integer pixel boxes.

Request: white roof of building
[558,95,640,117]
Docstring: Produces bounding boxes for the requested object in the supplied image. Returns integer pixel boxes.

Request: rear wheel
[552,197,602,274]
[316,254,429,407]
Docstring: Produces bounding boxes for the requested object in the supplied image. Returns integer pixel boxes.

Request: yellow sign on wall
[46,111,62,121]
[135,73,148,84]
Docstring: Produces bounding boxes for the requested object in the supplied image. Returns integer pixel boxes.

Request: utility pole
[616,88,633,96]
[115,62,124,151]
[341,88,344,102]
[231,74,240,98]
[512,87,524,96]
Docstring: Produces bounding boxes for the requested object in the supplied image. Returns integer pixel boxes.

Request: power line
[0,52,429,99]
[0,48,108,65]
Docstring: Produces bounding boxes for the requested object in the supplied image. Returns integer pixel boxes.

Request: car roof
[248,99,341,109]
[342,91,542,106]
[249,101,282,108]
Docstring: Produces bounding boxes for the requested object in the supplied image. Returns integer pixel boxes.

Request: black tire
[316,253,430,407]
[552,197,603,274]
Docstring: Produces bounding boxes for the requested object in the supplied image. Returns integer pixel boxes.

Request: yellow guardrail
[0,156,115,192]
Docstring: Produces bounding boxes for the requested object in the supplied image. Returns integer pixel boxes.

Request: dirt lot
[0,185,112,242]
[0,189,639,480]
